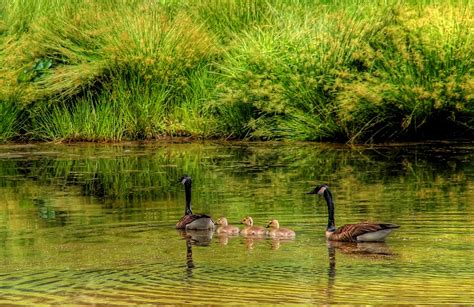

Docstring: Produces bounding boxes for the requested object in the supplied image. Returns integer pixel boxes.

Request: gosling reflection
[220,234,294,250]
[216,232,239,245]
[243,236,264,250]
[217,235,230,245]
[177,229,213,279]
[269,237,295,250]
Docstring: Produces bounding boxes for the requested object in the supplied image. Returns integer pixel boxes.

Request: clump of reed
[0,100,22,142]
[1,0,221,141]
[0,0,472,143]
[214,2,473,142]
[334,5,474,142]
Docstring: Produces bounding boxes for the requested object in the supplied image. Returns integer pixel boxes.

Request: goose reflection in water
[325,241,395,302]
[177,229,213,278]
[327,240,394,258]
[326,240,395,280]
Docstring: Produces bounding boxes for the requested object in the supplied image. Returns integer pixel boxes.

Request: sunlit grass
[0,0,472,143]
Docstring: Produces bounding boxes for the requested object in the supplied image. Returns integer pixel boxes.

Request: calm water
[0,142,473,304]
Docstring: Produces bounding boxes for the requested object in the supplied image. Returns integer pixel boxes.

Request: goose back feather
[327,223,400,242]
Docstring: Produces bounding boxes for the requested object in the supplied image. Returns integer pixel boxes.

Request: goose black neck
[324,189,336,231]
[184,182,192,215]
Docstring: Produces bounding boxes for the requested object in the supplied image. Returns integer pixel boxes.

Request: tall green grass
[0,100,22,142]
[0,0,472,143]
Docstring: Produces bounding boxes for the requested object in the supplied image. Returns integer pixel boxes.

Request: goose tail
[380,223,400,229]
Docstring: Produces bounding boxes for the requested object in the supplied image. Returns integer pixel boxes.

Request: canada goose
[266,219,295,238]
[307,184,399,242]
[216,217,240,235]
[175,175,215,230]
[240,216,266,236]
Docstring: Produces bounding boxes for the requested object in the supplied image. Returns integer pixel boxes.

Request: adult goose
[307,184,399,242]
[175,175,215,230]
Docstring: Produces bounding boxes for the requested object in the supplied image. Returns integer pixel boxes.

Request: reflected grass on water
[0,142,473,304]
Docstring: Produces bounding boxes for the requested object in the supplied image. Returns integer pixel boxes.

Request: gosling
[266,219,295,238]
[216,217,240,235]
[240,216,266,236]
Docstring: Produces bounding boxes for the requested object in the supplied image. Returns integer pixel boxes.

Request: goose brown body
[240,216,265,236]
[325,222,399,242]
[308,184,399,242]
[216,217,240,235]
[176,214,214,230]
[175,175,214,230]
[266,219,295,238]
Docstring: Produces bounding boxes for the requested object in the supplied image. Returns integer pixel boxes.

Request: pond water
[0,142,473,304]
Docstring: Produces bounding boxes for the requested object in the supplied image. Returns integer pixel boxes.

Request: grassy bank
[0,0,473,143]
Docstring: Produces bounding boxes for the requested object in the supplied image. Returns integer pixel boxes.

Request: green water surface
[0,142,473,304]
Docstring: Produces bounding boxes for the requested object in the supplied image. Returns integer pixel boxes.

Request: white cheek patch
[181,178,187,184]
[318,186,327,195]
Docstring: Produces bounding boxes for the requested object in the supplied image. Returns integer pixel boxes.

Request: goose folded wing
[332,223,392,241]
